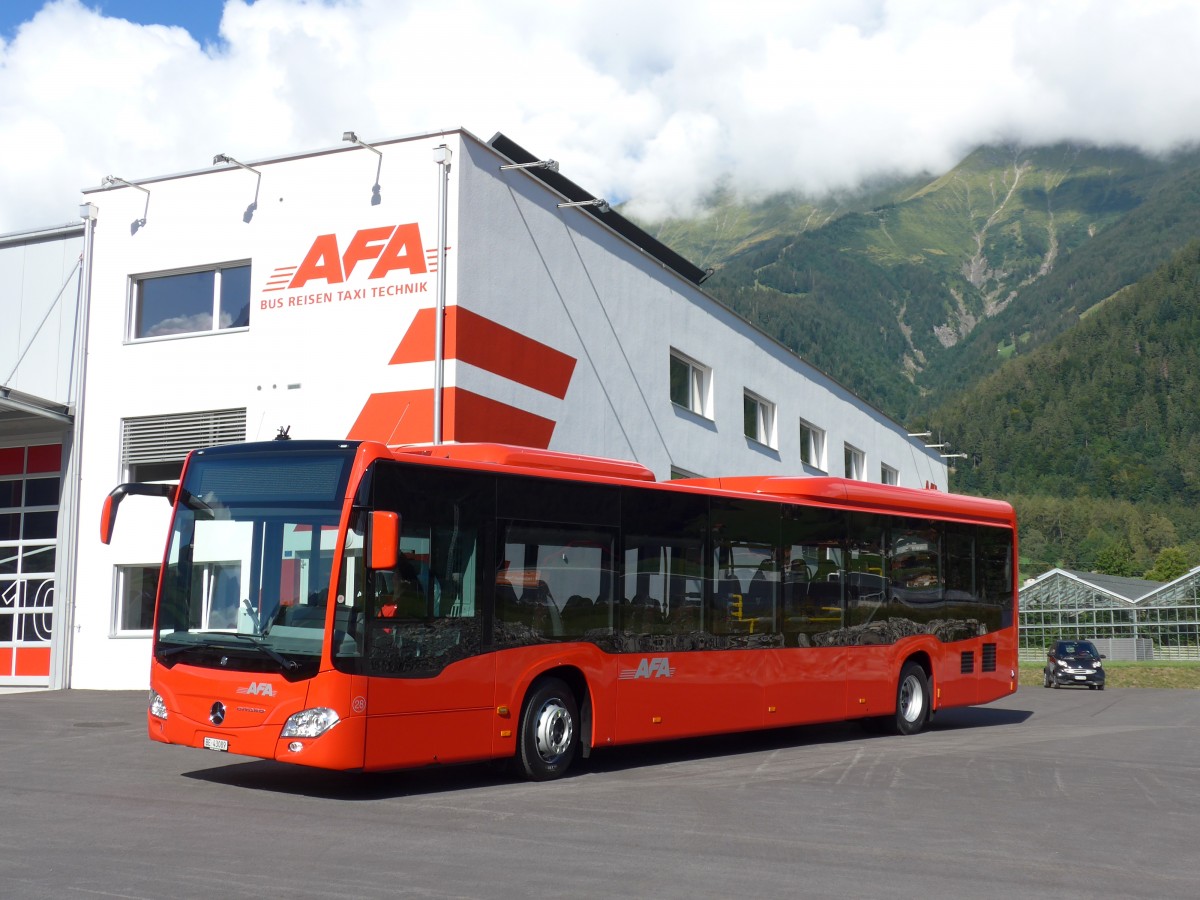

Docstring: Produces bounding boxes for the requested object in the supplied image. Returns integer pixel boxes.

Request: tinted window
[219,265,252,328]
[138,270,215,337]
[364,463,490,676]
[134,264,251,339]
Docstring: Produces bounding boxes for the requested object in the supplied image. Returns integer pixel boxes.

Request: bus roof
[385,443,1012,528]
[391,442,657,483]
[676,474,1015,526]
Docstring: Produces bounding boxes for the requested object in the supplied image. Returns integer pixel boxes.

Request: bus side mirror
[368,511,399,571]
[100,494,119,545]
[100,483,177,544]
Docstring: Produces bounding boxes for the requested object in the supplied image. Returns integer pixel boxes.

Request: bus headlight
[148,690,168,720]
[281,707,340,738]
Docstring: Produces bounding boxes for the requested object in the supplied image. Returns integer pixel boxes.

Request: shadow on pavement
[181,702,1032,799]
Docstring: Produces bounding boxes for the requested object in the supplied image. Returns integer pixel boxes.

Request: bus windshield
[153,443,357,677]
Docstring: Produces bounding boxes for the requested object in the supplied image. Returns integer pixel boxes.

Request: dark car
[1043,640,1106,690]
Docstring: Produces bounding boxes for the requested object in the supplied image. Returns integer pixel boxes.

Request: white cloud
[2,0,1200,232]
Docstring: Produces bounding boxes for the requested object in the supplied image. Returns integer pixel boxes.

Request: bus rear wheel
[894,661,930,736]
[517,677,579,781]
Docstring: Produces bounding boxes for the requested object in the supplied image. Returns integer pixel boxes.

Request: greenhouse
[1019,567,1200,661]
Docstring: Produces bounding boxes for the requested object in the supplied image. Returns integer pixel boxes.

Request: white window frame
[112,560,241,636]
[844,443,865,480]
[799,419,827,471]
[881,463,899,485]
[128,260,252,342]
[744,390,777,449]
[111,564,160,636]
[669,349,713,419]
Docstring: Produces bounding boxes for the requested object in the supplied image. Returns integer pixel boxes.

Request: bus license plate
[203,736,229,752]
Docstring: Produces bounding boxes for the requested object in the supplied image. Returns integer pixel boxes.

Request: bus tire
[517,677,579,781]
[895,661,930,736]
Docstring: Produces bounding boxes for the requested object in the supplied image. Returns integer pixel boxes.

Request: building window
[121,408,247,482]
[669,350,712,418]
[799,420,826,470]
[844,443,865,480]
[881,463,899,485]
[744,391,776,448]
[113,565,159,633]
[113,561,241,635]
[131,263,251,340]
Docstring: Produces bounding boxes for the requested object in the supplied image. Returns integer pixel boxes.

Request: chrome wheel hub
[899,674,924,723]
[533,700,573,762]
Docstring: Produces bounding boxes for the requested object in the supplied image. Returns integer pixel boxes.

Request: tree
[1144,546,1194,582]
[1094,540,1138,577]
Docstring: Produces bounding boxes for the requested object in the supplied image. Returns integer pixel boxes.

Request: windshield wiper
[224,632,299,670]
[156,634,296,670]
[157,643,195,658]
[242,598,272,635]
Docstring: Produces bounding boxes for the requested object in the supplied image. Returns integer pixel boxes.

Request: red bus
[101,439,1017,780]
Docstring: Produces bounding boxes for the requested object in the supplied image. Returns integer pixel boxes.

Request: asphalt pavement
[1,685,1198,899]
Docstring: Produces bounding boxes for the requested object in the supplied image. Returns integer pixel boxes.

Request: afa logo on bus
[236,682,277,697]
[618,657,675,680]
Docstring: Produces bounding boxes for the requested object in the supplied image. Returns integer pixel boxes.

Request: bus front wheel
[895,661,930,736]
[517,677,579,781]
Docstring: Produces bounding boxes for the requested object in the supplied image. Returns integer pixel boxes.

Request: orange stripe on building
[347,390,436,445]
[390,307,576,399]
[444,389,556,447]
[347,388,556,449]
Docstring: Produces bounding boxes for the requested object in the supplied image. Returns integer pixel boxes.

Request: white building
[6,128,946,690]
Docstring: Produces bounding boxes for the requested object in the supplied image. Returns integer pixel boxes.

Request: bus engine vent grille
[982,643,997,672]
[960,651,975,674]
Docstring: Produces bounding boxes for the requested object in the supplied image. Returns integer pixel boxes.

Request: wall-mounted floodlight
[101,175,150,233]
[500,159,559,172]
[212,153,261,174]
[924,443,948,449]
[940,452,968,459]
[343,131,383,205]
[212,154,262,223]
[102,174,149,194]
[907,431,932,438]
[558,198,610,213]
[342,131,382,157]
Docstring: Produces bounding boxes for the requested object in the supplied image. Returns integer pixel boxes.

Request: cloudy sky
[2,0,1200,234]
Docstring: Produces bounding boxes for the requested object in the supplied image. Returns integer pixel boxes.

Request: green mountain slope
[648,174,931,270]
[933,241,1200,575]
[922,161,1200,394]
[649,144,1200,420]
[933,241,1200,504]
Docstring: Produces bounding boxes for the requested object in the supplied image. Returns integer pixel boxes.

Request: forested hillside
[652,144,1200,421]
[935,241,1200,503]
[933,241,1200,575]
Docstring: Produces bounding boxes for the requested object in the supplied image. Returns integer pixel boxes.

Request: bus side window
[496,523,615,643]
